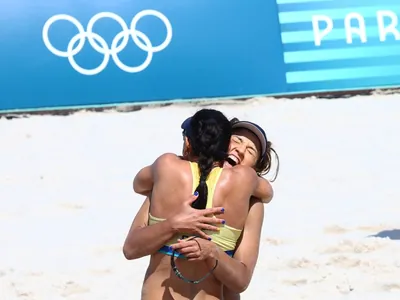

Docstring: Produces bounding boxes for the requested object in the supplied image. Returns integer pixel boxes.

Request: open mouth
[227,154,240,166]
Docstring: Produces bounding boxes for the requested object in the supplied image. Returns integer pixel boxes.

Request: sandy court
[1,95,400,299]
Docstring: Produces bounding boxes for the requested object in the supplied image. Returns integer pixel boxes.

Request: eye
[247,148,256,156]
[232,136,241,143]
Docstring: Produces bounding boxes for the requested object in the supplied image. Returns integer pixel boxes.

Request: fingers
[171,241,201,259]
[176,246,198,255]
[200,217,225,225]
[198,224,220,232]
[196,217,225,232]
[169,242,180,250]
[196,230,213,240]
[201,207,225,216]
[186,192,199,205]
[186,252,201,259]
[170,240,194,250]
[186,257,201,261]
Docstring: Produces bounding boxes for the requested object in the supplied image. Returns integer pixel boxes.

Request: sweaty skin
[134,153,263,299]
[124,129,273,299]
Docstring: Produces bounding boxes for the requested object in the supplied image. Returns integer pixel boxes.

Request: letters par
[312,10,400,46]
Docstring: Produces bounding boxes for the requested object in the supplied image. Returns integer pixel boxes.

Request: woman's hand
[168,193,225,240]
[170,237,219,262]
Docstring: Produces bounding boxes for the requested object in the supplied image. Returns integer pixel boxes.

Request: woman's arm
[205,198,264,293]
[128,154,178,258]
[123,196,225,260]
[171,198,264,293]
[133,165,153,196]
[123,197,177,260]
[253,176,273,204]
[232,165,273,204]
[222,198,263,298]
[133,153,180,196]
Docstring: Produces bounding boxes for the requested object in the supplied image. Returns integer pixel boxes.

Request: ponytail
[191,153,214,209]
[184,109,232,209]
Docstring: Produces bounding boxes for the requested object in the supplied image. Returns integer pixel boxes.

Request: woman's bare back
[149,153,253,229]
[143,153,259,299]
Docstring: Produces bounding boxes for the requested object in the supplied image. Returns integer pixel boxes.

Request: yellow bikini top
[149,161,242,252]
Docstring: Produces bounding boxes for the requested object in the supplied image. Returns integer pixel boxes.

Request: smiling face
[227,128,261,168]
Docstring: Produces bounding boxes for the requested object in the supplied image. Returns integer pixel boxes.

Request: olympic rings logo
[42,10,172,76]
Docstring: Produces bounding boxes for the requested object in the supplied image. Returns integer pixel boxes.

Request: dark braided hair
[184,109,231,209]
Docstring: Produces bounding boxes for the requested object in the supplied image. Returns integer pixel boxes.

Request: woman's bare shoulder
[227,165,257,180]
[154,153,180,165]
[153,153,188,175]
[218,166,257,191]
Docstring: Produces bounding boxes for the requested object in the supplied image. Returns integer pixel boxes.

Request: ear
[182,136,191,158]
[184,136,190,149]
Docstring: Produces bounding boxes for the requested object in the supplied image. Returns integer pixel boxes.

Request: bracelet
[170,236,218,284]
[193,237,202,251]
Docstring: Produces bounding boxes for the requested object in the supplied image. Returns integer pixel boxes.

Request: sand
[1,95,400,299]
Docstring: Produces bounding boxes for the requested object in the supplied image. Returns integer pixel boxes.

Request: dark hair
[256,141,279,181]
[184,109,232,209]
[230,117,280,181]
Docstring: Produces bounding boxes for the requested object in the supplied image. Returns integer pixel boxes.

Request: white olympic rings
[42,10,172,75]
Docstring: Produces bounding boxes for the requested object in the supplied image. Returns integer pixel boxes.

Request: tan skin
[133,154,260,300]
[124,129,272,299]
[171,129,269,300]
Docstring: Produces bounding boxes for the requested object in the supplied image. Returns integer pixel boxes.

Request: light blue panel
[286,65,400,83]
[287,75,400,92]
[284,45,400,63]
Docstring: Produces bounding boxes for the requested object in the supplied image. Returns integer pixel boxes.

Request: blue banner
[1,0,400,112]
[278,0,400,93]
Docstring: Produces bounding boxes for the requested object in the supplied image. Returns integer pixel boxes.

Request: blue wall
[1,0,400,112]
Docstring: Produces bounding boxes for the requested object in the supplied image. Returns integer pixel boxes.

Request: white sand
[1,95,400,300]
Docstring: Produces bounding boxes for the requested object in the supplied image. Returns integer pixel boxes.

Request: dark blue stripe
[159,245,185,258]
[158,245,234,258]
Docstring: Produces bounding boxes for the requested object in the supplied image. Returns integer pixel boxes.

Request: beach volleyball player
[123,112,279,299]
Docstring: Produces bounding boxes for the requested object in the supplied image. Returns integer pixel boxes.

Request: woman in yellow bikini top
[148,161,242,258]
[132,109,268,298]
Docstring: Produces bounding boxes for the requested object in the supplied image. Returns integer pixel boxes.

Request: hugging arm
[171,167,264,292]
[133,165,153,196]
[253,176,273,204]
[127,153,230,260]
[123,197,177,260]
[222,197,263,297]
[127,154,180,259]
[206,197,264,293]
[231,165,273,203]
[133,153,180,196]
[123,194,225,260]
